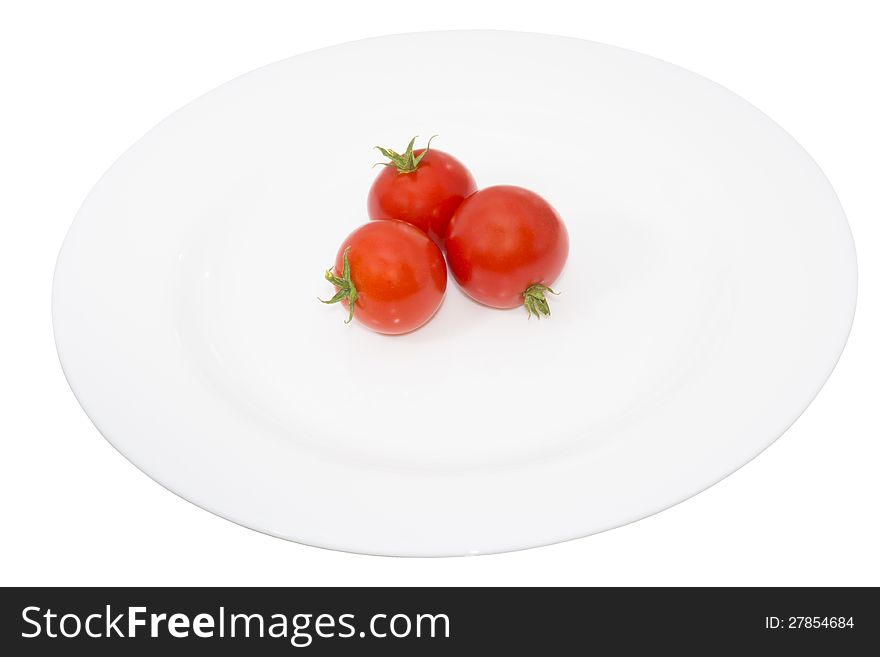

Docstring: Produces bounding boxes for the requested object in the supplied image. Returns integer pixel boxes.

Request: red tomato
[445,185,569,317]
[367,136,476,247]
[320,220,447,334]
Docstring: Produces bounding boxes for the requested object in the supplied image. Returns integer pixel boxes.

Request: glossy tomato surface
[367,148,476,247]
[330,220,447,334]
[445,185,569,309]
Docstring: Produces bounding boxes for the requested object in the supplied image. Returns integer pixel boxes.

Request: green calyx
[319,247,358,324]
[523,284,559,319]
[374,135,437,173]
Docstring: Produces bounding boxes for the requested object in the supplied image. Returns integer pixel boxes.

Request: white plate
[53,31,857,556]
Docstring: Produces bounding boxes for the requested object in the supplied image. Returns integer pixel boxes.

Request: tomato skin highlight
[330,220,447,334]
[445,185,569,309]
[367,148,477,247]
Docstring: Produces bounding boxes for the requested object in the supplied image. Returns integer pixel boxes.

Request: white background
[1,0,878,586]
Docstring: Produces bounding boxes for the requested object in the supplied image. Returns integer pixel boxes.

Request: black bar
[1,587,875,654]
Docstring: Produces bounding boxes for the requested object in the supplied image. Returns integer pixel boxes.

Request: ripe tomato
[320,220,447,334]
[367,136,477,247]
[445,185,569,317]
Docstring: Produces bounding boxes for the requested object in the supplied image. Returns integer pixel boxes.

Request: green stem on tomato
[373,135,437,174]
[318,246,358,324]
[523,283,559,319]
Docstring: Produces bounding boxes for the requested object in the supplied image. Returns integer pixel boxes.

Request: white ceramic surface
[53,31,857,556]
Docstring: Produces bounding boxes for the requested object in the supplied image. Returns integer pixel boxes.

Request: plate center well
[174,174,736,473]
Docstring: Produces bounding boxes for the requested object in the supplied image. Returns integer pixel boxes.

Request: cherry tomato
[367,136,477,247]
[445,185,569,317]
[320,220,447,334]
